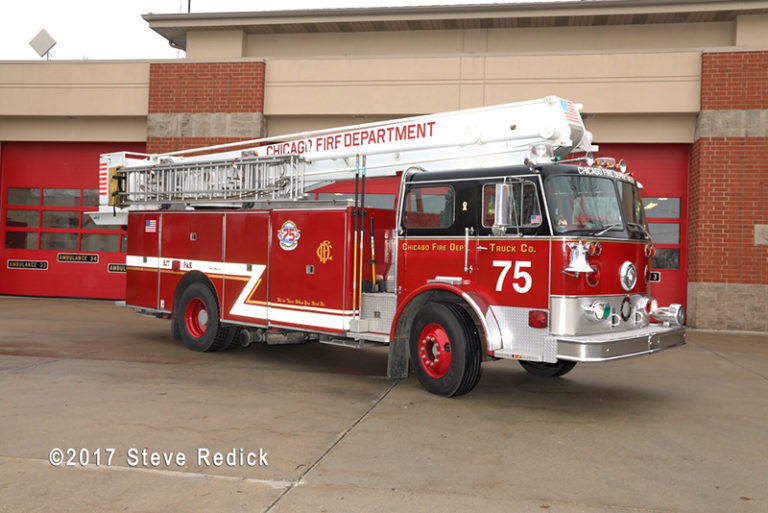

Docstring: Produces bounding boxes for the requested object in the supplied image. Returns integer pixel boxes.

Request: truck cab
[392,157,685,396]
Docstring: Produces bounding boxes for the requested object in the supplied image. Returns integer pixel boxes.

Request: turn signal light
[641,296,659,315]
[586,241,602,256]
[528,310,548,329]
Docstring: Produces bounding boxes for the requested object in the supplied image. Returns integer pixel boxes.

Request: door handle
[464,227,473,273]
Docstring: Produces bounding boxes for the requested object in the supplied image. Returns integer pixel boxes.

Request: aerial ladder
[91,96,594,225]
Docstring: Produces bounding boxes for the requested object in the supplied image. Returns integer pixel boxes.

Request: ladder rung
[120,154,306,205]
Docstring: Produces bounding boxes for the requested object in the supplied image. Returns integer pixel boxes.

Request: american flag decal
[145,219,157,233]
[560,99,582,125]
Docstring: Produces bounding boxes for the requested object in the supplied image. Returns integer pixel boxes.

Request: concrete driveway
[0,297,765,512]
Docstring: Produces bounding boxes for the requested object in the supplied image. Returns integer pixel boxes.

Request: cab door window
[482,180,543,231]
[404,185,455,229]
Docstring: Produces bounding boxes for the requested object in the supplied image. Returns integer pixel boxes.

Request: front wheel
[409,302,482,397]
[178,282,230,352]
[519,359,577,377]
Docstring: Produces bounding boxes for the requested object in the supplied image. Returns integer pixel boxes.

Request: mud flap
[387,336,409,379]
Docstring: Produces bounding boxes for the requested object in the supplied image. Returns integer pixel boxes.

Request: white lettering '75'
[492,260,532,293]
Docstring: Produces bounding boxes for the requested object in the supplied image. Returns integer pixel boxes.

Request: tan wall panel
[264,57,463,115]
[483,53,700,113]
[187,30,246,59]
[267,115,399,137]
[0,117,147,142]
[486,22,732,53]
[735,14,768,46]
[246,22,731,58]
[587,114,696,143]
[247,30,464,58]
[0,62,149,117]
[265,51,700,116]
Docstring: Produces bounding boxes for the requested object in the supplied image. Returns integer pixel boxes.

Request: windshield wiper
[594,223,623,236]
[627,222,651,238]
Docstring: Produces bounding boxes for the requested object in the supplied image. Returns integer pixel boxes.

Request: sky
[0,0,569,61]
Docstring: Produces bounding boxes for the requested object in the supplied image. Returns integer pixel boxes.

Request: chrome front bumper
[556,325,686,362]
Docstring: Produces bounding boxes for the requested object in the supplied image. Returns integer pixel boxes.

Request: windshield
[618,181,649,234]
[544,175,648,237]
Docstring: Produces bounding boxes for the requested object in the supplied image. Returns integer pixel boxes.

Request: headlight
[620,261,637,291]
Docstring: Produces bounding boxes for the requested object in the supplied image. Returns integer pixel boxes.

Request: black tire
[178,282,230,352]
[519,359,577,377]
[409,302,482,397]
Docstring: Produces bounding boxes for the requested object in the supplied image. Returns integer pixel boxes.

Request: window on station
[3,188,126,253]
[41,211,79,229]
[648,223,680,244]
[81,234,121,253]
[652,248,680,269]
[6,209,39,228]
[4,232,38,250]
[642,197,680,218]
[40,232,78,251]
[643,197,682,270]
[43,188,80,207]
[7,188,39,206]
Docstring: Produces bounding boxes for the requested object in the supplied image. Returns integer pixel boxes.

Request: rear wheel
[178,282,231,352]
[519,359,577,377]
[409,302,482,397]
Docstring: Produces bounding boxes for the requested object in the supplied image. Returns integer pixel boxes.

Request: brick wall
[147,61,266,154]
[689,137,768,283]
[701,51,768,110]
[689,51,768,330]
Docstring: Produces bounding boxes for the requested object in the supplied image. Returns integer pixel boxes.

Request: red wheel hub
[185,298,208,338]
[418,323,452,378]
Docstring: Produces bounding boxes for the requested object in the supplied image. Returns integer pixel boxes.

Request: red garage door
[0,141,145,299]
[598,143,689,310]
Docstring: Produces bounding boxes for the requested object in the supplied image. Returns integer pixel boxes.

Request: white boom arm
[92,96,592,225]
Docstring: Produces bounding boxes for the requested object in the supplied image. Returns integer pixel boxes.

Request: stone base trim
[148,113,266,139]
[688,282,768,332]
[695,109,768,139]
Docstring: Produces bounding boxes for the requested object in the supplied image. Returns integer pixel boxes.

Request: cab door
[473,178,550,311]
[398,182,472,294]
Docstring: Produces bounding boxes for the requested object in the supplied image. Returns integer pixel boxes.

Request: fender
[391,282,504,356]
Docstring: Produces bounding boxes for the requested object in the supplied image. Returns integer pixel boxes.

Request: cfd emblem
[316,240,333,263]
[277,220,301,251]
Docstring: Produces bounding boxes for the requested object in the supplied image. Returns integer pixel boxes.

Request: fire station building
[0,1,767,331]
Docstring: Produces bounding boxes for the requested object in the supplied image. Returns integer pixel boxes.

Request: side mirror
[493,183,515,236]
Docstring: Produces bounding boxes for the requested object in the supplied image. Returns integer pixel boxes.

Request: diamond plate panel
[489,305,556,362]
[361,292,397,334]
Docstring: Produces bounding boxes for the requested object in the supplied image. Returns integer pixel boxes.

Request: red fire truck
[93,97,685,397]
